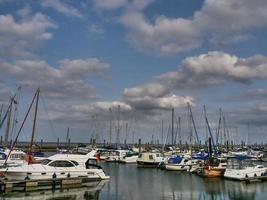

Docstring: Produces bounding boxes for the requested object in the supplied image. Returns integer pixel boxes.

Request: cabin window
[156,154,160,157]
[138,154,142,158]
[49,160,75,167]
[71,160,79,166]
[149,155,153,160]
[41,159,52,165]
[0,153,6,160]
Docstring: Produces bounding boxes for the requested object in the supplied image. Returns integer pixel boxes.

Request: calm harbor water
[1,162,267,200]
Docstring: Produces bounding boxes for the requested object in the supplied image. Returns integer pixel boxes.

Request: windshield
[41,159,52,165]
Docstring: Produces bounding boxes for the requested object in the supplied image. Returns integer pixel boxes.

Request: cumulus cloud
[159,52,267,89]
[41,0,82,18]
[120,12,202,56]
[0,13,56,58]
[125,94,193,110]
[117,0,267,55]
[0,58,110,99]
[123,83,193,110]
[123,83,169,98]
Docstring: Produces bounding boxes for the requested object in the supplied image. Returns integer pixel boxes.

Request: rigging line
[10,87,22,142]
[0,87,20,130]
[40,94,57,140]
[4,90,37,165]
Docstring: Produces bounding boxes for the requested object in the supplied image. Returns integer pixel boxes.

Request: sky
[1,0,267,145]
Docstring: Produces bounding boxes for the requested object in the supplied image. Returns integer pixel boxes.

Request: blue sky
[1,0,267,144]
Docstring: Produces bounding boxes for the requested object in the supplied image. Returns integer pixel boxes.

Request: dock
[0,177,107,193]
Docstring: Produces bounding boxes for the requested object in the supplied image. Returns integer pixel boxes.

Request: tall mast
[66,127,70,148]
[0,104,3,122]
[216,108,222,146]
[116,105,120,148]
[29,88,40,155]
[178,116,181,148]
[109,108,112,144]
[4,98,13,147]
[188,103,193,153]
[171,108,174,145]
[161,120,164,146]
[125,122,128,145]
[223,116,226,146]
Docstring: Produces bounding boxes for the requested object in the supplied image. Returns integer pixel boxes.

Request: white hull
[119,156,138,164]
[2,166,109,181]
[165,164,188,171]
[0,150,109,181]
[224,165,267,181]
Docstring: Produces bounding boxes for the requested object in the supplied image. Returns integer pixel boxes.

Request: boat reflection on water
[163,177,266,200]
[101,163,267,200]
[199,178,266,200]
[1,180,108,200]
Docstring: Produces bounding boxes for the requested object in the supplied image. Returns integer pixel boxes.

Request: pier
[0,177,106,193]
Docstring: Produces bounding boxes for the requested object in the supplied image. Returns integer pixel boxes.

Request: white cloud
[59,58,110,78]
[121,12,202,56]
[118,0,267,55]
[125,94,193,110]
[41,0,82,18]
[0,13,56,58]
[94,101,132,111]
[159,52,267,89]
[0,58,110,100]
[123,83,169,98]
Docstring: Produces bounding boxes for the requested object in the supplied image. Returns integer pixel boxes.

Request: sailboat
[197,107,227,177]
[0,87,27,167]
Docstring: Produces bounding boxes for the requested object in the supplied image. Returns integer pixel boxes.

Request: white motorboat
[137,152,165,167]
[0,149,26,167]
[119,151,139,164]
[224,165,267,181]
[105,150,129,162]
[165,157,199,171]
[0,150,109,181]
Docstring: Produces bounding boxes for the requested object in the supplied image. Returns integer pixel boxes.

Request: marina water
[2,162,267,200]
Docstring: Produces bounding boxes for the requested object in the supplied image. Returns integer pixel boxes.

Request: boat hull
[224,167,267,181]
[198,167,225,177]
[137,161,160,168]
[165,164,188,171]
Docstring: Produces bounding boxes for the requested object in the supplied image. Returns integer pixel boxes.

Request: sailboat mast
[116,105,120,148]
[29,88,40,154]
[0,104,3,122]
[109,108,112,144]
[187,103,193,153]
[4,98,13,147]
[171,108,174,145]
